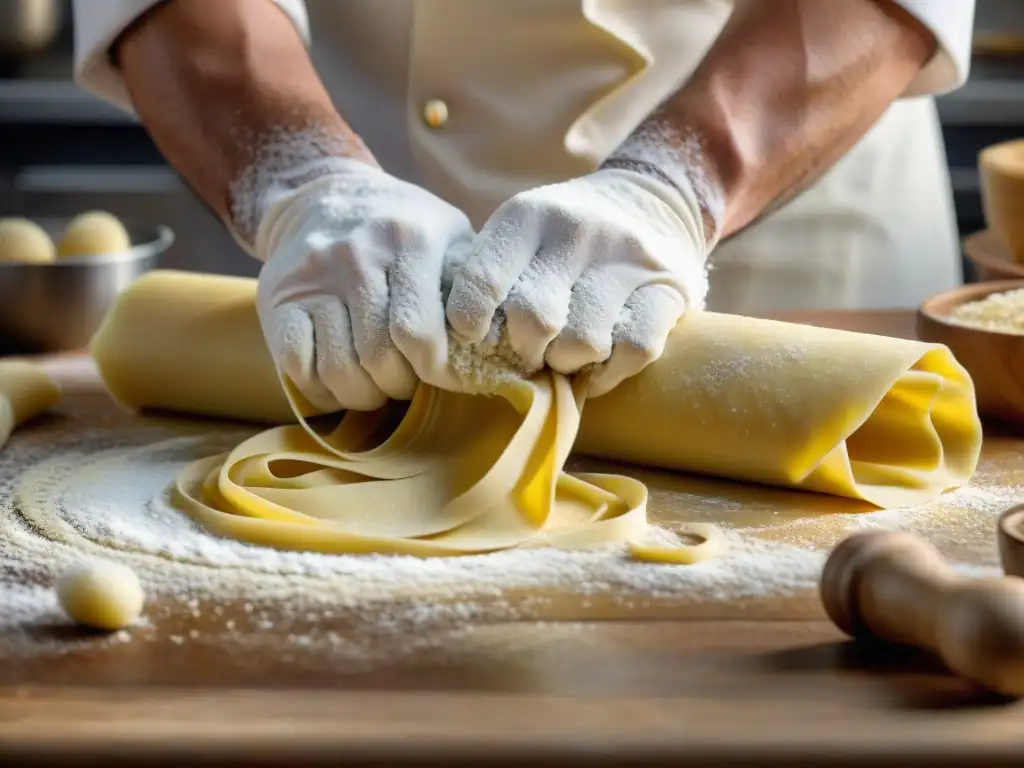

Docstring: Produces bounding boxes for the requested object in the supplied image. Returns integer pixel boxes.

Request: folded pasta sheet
[92,271,982,515]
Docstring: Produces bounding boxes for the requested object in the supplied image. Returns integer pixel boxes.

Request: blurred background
[0,0,1022,281]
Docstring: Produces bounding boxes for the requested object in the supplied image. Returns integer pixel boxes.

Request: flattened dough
[90,271,982,557]
[0,360,60,447]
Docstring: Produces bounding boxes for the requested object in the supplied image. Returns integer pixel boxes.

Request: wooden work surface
[1,308,1023,767]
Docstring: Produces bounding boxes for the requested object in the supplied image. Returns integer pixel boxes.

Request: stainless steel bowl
[0,219,174,354]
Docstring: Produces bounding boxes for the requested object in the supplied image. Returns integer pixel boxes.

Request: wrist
[253,160,403,264]
[592,164,710,259]
[232,144,380,253]
[588,166,710,309]
[116,0,379,250]
[602,122,725,250]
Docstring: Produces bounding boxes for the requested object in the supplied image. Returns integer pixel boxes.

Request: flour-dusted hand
[256,160,472,412]
[445,168,709,397]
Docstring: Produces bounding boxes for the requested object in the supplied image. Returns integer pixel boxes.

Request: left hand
[445,168,709,397]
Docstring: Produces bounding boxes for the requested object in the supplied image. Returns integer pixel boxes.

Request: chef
[72,0,974,412]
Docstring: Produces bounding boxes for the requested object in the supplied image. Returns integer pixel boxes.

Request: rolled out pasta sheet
[92,271,982,508]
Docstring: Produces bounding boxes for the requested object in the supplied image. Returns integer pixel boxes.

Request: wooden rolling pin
[820,530,1024,696]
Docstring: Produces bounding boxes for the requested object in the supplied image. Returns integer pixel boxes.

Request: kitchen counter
[0,308,1022,767]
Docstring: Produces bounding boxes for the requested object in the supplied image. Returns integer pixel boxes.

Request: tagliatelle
[171,368,713,561]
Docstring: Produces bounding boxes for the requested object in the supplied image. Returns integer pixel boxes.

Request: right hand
[255,160,473,413]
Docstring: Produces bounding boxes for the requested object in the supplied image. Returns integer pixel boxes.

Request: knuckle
[363,348,417,402]
[388,223,432,254]
[560,321,610,357]
[499,195,537,220]
[546,330,610,374]
[615,231,645,256]
[450,272,500,312]
[355,335,393,369]
[613,332,660,365]
[275,348,306,383]
[317,360,385,412]
[505,294,562,338]
[340,387,388,413]
[390,318,434,352]
[269,312,311,361]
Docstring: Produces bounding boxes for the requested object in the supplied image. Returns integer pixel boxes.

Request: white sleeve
[72,0,311,114]
[892,0,975,97]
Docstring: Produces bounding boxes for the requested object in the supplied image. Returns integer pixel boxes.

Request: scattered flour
[0,380,1014,668]
[0,421,824,666]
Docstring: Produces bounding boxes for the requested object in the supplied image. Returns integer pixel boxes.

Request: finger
[544,268,637,374]
[347,267,419,401]
[390,234,459,392]
[446,200,541,343]
[308,296,388,412]
[588,284,687,399]
[261,302,342,414]
[440,232,474,306]
[503,245,581,372]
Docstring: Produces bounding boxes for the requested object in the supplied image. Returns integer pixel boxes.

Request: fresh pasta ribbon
[172,366,716,561]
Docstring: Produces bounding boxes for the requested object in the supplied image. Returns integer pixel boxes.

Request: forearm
[604,0,935,244]
[115,0,374,242]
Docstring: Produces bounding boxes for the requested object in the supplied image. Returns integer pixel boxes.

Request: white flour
[228,124,372,247]
[947,287,1024,335]
[0,398,1013,668]
[605,119,725,249]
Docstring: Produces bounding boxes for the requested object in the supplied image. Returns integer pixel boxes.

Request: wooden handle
[820,530,1024,696]
[998,505,1024,578]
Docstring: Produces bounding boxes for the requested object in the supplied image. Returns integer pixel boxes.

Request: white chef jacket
[72,0,975,311]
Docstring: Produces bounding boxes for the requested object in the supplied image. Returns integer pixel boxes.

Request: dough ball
[0,218,56,263]
[56,560,145,631]
[57,211,131,258]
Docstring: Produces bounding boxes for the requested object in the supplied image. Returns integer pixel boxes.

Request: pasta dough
[0,360,60,448]
[57,211,131,258]
[90,271,982,556]
[0,218,56,263]
[56,560,145,631]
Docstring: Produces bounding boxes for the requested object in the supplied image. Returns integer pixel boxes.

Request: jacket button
[422,99,449,129]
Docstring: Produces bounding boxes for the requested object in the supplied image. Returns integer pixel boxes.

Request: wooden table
[1,309,1022,767]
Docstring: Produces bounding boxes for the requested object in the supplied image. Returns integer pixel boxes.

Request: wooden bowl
[999,505,1024,577]
[963,230,1024,282]
[980,139,1024,264]
[917,280,1024,423]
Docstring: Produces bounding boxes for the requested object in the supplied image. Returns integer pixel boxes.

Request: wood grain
[917,280,1024,423]
[0,309,1022,767]
[980,140,1024,263]
[821,530,1024,696]
[999,506,1024,578]
[963,230,1024,283]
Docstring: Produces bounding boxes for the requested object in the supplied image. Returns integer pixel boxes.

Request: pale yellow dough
[56,560,144,631]
[0,218,56,263]
[89,271,983,559]
[0,360,60,448]
[57,211,131,258]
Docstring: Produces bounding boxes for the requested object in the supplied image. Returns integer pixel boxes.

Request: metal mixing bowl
[0,218,174,354]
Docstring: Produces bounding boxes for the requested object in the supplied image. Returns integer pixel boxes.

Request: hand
[445,168,708,398]
[255,160,472,412]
